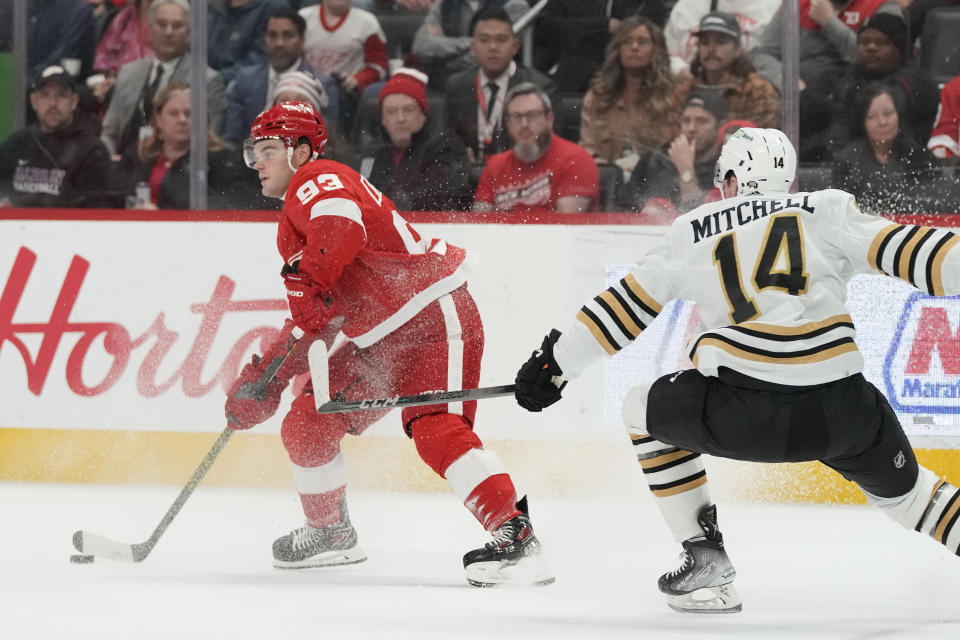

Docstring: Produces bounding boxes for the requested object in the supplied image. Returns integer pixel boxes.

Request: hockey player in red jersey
[515,128,960,612]
[224,101,553,586]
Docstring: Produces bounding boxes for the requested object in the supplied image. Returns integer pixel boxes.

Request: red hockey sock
[464,473,521,532]
[299,486,347,528]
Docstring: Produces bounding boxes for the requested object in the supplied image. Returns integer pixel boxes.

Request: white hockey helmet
[714,127,797,197]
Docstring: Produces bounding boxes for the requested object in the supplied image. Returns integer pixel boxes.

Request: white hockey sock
[630,430,710,543]
[867,466,960,554]
[444,448,508,503]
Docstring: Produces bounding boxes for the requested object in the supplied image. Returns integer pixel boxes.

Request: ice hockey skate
[658,505,741,614]
[462,497,555,587]
[272,503,367,569]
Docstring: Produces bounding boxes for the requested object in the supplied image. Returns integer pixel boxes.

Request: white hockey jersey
[556,189,960,386]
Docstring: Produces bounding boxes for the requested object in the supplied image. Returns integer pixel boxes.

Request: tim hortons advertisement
[0,217,667,440]
[0,221,294,432]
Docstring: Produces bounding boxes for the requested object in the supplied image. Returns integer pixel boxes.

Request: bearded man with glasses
[473,83,599,213]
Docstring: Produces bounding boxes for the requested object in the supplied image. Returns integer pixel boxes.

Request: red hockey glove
[515,329,568,412]
[282,264,337,334]
[225,354,290,430]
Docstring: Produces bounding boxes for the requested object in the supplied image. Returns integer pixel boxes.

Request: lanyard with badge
[475,70,511,160]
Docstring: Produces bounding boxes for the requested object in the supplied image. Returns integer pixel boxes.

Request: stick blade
[73,530,138,562]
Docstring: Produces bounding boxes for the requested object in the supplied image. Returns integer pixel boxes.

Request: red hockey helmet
[244,101,327,168]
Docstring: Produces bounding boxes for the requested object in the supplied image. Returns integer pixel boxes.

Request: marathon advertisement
[882,290,960,433]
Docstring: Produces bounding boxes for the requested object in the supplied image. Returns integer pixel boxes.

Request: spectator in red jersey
[928,74,960,159]
[474,83,599,213]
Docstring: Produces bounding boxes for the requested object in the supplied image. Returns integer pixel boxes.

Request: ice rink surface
[3,483,960,640]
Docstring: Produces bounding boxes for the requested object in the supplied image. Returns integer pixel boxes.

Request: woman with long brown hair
[579,17,683,170]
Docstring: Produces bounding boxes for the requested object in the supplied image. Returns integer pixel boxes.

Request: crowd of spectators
[1,0,959,215]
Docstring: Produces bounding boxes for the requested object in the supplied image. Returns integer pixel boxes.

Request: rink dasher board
[1,209,958,500]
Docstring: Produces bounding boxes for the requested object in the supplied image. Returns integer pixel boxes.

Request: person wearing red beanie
[366,67,473,211]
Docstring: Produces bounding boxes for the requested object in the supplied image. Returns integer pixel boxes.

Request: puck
[70,554,95,564]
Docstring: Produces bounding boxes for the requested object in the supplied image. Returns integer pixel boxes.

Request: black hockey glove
[515,329,568,412]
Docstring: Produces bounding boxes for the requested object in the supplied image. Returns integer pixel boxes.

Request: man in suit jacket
[444,7,561,164]
[101,0,226,157]
[224,5,340,143]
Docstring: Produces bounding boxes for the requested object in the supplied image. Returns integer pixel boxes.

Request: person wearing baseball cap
[688,11,780,129]
[30,65,77,94]
[670,89,728,209]
[0,65,116,208]
[363,67,473,212]
[695,11,741,41]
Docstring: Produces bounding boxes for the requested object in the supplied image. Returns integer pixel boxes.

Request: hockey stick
[316,385,517,413]
[72,329,303,562]
[307,340,516,414]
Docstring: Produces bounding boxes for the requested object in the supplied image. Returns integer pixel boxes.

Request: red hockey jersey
[929,75,960,159]
[278,159,468,348]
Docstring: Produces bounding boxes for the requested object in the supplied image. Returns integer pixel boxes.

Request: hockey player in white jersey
[514,127,960,613]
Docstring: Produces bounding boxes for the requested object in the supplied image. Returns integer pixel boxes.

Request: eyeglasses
[383,103,421,117]
[504,109,547,125]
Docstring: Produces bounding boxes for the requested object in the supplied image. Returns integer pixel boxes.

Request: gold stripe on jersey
[934,489,960,544]
[896,226,926,282]
[650,471,707,497]
[867,224,903,272]
[738,314,854,337]
[623,273,663,316]
[639,449,700,472]
[916,479,946,531]
[577,308,619,355]
[597,290,644,339]
[930,234,960,297]
[692,336,858,367]
[868,224,960,295]
[577,277,663,356]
